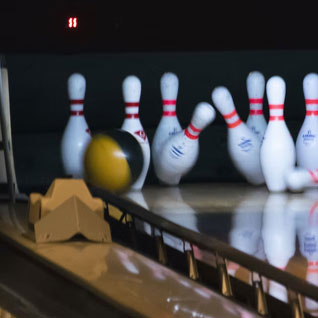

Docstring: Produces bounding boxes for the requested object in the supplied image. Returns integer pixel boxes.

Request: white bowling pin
[61,73,91,178]
[246,71,267,141]
[296,73,318,170]
[260,76,296,192]
[211,87,264,185]
[152,72,182,180]
[121,75,150,190]
[286,167,318,192]
[156,102,215,185]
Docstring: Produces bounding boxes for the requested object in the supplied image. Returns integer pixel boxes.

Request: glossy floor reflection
[124,183,318,316]
[0,199,260,318]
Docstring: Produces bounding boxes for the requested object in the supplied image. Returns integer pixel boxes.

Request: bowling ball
[84,129,143,193]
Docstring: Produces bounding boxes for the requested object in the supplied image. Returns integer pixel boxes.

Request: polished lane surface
[124,183,318,316]
[0,201,260,318]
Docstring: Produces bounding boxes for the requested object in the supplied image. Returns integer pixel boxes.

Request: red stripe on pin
[249,110,263,115]
[163,99,176,105]
[309,170,318,183]
[224,109,237,119]
[269,104,284,109]
[308,269,318,273]
[70,99,84,105]
[306,110,318,116]
[184,128,198,140]
[125,102,139,107]
[249,98,263,104]
[70,110,84,116]
[189,123,202,133]
[227,119,242,128]
[126,114,139,118]
[269,116,284,121]
[308,261,318,266]
[306,99,318,104]
[309,201,318,221]
[163,111,177,116]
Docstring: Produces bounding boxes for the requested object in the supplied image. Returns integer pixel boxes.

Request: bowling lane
[124,183,318,316]
[0,202,261,318]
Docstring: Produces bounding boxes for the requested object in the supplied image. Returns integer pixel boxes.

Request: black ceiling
[0,1,316,52]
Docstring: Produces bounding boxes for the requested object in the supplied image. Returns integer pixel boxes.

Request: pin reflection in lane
[228,189,267,285]
[291,190,318,314]
[262,193,296,302]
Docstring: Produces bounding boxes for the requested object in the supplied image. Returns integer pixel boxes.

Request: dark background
[1,1,317,52]
[1,1,318,191]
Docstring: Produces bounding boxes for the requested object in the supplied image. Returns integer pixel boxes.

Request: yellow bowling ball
[84,129,143,193]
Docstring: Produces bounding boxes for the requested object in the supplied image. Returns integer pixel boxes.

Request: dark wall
[6,51,318,191]
[1,2,318,52]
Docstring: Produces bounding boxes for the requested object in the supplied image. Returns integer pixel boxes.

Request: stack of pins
[152,72,182,181]
[61,73,91,178]
[246,71,267,141]
[121,75,150,190]
[260,76,296,192]
[211,87,264,185]
[156,102,215,185]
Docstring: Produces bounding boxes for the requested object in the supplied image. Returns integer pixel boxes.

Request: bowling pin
[211,87,264,185]
[156,102,215,185]
[121,75,150,190]
[260,76,296,192]
[152,73,182,180]
[61,73,91,178]
[246,71,267,141]
[296,73,318,170]
[286,167,318,192]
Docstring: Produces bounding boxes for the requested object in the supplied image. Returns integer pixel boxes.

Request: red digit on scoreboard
[68,17,78,29]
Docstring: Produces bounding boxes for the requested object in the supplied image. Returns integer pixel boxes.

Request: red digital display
[68,17,78,29]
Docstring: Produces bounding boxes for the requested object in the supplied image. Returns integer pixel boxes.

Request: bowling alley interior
[1,2,318,318]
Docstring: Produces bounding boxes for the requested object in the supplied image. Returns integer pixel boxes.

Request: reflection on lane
[126,188,196,253]
[290,190,318,315]
[131,185,318,315]
[262,193,296,302]
[229,190,318,314]
[0,203,261,318]
[228,189,267,279]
